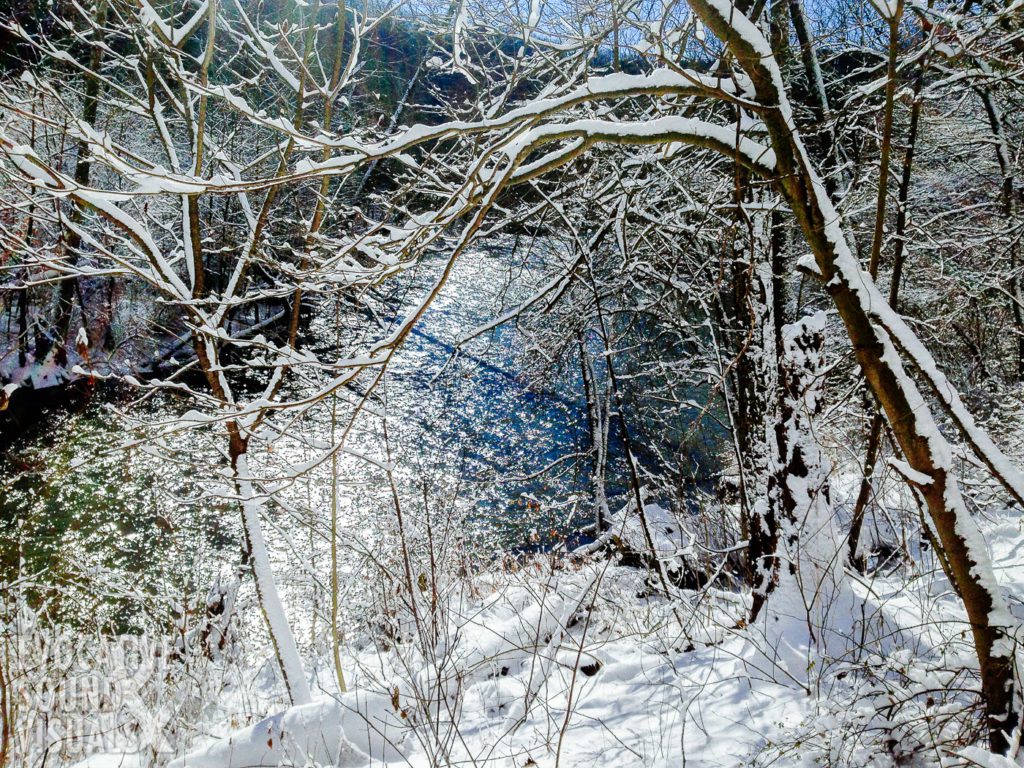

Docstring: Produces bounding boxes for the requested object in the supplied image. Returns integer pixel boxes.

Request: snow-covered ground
[63,499,1024,768]
[73,560,802,767]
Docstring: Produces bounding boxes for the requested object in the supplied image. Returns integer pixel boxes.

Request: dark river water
[0,241,599,621]
[0,238,716,629]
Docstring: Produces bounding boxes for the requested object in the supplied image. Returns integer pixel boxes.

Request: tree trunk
[849,59,925,571]
[233,450,312,706]
[47,0,108,367]
[689,0,1021,750]
[578,334,609,531]
[980,88,1024,380]
[760,313,853,680]
[731,198,784,622]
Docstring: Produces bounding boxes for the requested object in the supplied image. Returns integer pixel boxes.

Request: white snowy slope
[73,503,1024,768]
[165,562,812,768]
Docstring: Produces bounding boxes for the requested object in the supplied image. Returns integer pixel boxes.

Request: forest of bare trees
[2,0,1024,764]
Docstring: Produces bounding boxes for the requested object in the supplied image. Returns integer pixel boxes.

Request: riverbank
[59,498,1024,768]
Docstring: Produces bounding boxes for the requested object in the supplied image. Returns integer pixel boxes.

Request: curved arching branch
[506,116,776,184]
